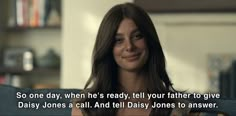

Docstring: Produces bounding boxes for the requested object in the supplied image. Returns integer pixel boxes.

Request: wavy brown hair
[79,3,176,116]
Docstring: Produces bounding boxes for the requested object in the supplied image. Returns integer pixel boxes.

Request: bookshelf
[7,0,61,28]
[0,0,62,89]
[5,25,61,31]
[0,67,60,75]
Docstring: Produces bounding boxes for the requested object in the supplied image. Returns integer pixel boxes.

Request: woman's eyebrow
[131,28,140,35]
[115,34,122,38]
[115,33,122,36]
[115,28,140,37]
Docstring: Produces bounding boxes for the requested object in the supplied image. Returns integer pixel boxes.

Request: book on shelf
[8,0,61,28]
[7,0,17,27]
[0,74,28,88]
[0,74,14,86]
[0,75,6,85]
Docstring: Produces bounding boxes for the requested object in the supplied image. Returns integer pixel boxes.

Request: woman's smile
[122,53,141,62]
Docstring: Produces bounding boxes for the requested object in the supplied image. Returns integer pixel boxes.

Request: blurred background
[0,0,236,99]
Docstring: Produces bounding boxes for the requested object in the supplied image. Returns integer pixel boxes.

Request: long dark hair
[80,3,175,116]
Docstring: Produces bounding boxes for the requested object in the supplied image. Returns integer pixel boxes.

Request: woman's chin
[122,65,143,72]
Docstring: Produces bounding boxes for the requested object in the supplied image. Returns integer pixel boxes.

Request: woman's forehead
[116,18,139,34]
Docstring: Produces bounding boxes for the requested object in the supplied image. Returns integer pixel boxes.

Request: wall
[61,0,236,93]
[152,14,236,93]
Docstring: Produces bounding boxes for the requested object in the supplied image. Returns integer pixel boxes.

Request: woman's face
[113,18,148,72]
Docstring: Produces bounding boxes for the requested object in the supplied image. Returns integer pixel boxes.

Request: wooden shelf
[0,67,60,75]
[5,25,61,31]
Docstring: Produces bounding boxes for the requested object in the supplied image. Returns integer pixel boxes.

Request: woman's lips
[123,54,140,61]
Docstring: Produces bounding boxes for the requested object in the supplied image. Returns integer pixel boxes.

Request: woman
[72,3,191,116]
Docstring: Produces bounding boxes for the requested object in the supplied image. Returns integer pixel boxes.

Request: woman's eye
[115,38,123,44]
[133,33,144,40]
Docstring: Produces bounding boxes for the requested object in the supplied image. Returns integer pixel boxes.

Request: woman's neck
[118,69,147,94]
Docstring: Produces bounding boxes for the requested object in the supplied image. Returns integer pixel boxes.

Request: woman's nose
[125,39,134,52]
